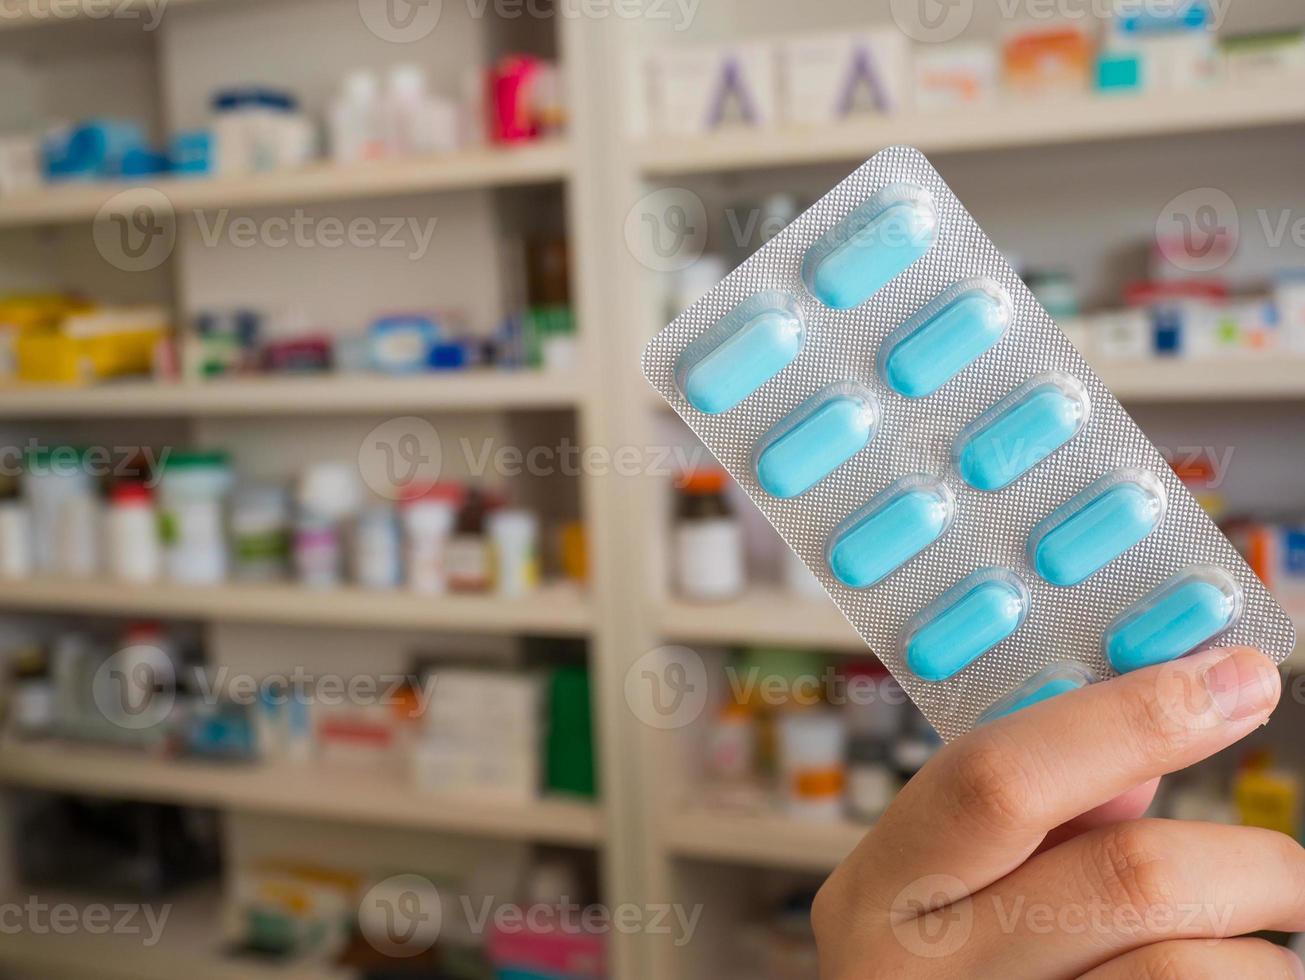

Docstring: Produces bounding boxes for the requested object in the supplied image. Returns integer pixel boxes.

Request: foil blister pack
[642,145,1295,740]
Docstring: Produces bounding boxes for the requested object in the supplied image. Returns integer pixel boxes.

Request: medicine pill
[754,383,879,499]
[879,279,1013,398]
[1104,566,1243,673]
[827,477,953,588]
[955,373,1090,491]
[1029,470,1166,587]
[676,292,805,414]
[801,183,938,310]
[902,569,1030,682]
[979,663,1097,723]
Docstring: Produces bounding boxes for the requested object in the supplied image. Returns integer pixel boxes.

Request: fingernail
[1280,946,1305,980]
[1202,649,1281,721]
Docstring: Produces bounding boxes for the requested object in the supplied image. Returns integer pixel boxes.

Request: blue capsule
[676,292,805,415]
[802,184,939,310]
[903,569,1030,682]
[1030,471,1167,587]
[754,384,879,499]
[880,280,1013,398]
[955,374,1090,491]
[1104,567,1244,673]
[827,477,954,589]
[979,663,1097,722]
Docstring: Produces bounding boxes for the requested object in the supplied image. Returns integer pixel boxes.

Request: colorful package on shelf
[777,29,911,126]
[1002,23,1096,97]
[546,664,595,798]
[235,863,358,961]
[912,43,999,111]
[211,87,315,176]
[169,130,215,177]
[369,313,440,373]
[487,920,607,980]
[488,56,565,144]
[1225,519,1305,606]
[15,305,170,385]
[41,118,152,182]
[1098,2,1220,94]
[1221,30,1305,84]
[645,41,777,136]
[1233,751,1300,839]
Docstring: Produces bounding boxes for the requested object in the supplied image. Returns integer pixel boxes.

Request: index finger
[829,646,1281,921]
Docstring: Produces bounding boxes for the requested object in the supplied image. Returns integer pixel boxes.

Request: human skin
[812,646,1305,979]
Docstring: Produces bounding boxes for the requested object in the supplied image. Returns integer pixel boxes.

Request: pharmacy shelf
[0,141,571,228]
[658,588,865,651]
[0,370,587,418]
[636,83,1305,176]
[663,808,868,873]
[0,578,593,636]
[0,741,603,846]
[1094,358,1305,403]
[0,883,349,980]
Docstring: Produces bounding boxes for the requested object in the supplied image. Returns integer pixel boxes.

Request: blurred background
[0,0,1302,977]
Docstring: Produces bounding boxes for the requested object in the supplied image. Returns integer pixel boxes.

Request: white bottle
[487,508,539,597]
[106,483,161,583]
[384,64,430,157]
[329,70,385,165]
[402,495,456,594]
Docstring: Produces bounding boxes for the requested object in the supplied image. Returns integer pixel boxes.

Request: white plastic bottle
[329,70,385,165]
[106,483,161,583]
[384,64,429,157]
[487,508,539,597]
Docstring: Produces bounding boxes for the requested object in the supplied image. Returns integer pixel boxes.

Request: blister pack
[642,145,1296,740]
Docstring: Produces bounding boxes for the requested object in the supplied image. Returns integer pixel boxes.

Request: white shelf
[0,578,593,636]
[658,588,865,651]
[0,142,571,228]
[637,83,1305,176]
[0,741,603,846]
[1094,358,1305,403]
[663,808,868,873]
[0,371,587,418]
[0,883,348,980]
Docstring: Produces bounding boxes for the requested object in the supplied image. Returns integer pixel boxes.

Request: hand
[812,646,1305,979]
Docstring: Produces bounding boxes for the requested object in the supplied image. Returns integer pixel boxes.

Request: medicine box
[646,42,778,136]
[777,30,910,126]
[912,43,998,111]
